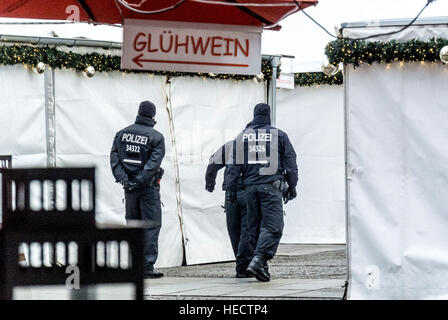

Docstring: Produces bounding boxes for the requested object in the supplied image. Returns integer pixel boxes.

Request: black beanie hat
[254,103,271,117]
[138,100,156,118]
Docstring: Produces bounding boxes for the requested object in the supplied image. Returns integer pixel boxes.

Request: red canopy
[0,0,318,29]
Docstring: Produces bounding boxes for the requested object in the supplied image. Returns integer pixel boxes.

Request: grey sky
[262,0,448,71]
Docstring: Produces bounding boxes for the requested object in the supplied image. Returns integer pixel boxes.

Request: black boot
[265,264,270,278]
[236,270,254,278]
[145,269,164,279]
[247,256,270,282]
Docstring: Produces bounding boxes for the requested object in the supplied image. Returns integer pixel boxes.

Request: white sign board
[122,19,262,75]
[276,73,295,89]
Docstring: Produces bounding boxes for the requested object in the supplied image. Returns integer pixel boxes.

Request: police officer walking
[227,103,298,282]
[110,100,165,278]
[205,140,253,278]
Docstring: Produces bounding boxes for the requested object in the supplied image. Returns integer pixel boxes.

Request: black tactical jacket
[110,115,165,188]
[226,114,298,190]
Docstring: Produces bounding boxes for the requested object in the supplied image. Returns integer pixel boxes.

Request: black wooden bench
[0,168,144,300]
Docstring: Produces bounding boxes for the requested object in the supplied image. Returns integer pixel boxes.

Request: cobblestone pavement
[159,245,346,280]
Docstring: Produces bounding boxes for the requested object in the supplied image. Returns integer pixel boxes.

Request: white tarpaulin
[344,22,448,299]
[169,76,265,265]
[277,85,345,244]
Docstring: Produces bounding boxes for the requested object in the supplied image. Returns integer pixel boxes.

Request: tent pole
[268,56,281,126]
[44,67,57,209]
[44,67,56,169]
[343,63,351,300]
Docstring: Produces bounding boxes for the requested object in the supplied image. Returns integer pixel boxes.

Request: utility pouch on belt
[273,179,288,191]
[154,167,164,187]
[278,171,290,204]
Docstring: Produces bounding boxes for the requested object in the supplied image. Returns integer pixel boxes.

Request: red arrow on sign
[132,53,249,68]
[132,53,146,68]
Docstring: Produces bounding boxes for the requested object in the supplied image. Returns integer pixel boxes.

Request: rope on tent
[299,0,436,40]
[115,0,189,14]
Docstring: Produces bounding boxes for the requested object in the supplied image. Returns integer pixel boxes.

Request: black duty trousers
[245,182,284,261]
[125,186,161,271]
[224,189,252,273]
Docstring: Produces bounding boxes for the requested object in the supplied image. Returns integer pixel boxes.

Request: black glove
[120,178,129,190]
[226,190,237,203]
[123,181,138,193]
[287,186,297,201]
[205,184,215,193]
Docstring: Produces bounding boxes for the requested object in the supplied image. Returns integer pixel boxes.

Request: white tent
[0,37,346,267]
[277,85,345,244]
[0,58,265,267]
[342,17,448,299]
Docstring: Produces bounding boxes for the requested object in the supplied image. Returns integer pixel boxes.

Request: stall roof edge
[341,16,448,29]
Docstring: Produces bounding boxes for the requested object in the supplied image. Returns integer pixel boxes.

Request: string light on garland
[440,46,448,64]
[294,71,343,87]
[32,61,45,74]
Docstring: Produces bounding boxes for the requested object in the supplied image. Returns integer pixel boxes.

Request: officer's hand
[205,184,214,193]
[226,190,237,203]
[124,181,137,192]
[287,186,297,201]
[128,182,137,192]
[122,181,130,191]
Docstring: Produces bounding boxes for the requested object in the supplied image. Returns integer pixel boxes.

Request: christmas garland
[0,44,276,81]
[294,71,343,86]
[325,38,448,67]
[6,39,447,86]
[0,44,345,86]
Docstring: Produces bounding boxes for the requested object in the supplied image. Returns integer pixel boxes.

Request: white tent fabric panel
[276,86,345,244]
[168,76,265,265]
[53,70,183,268]
[346,62,448,299]
[0,65,47,223]
[11,155,47,168]
[0,65,46,157]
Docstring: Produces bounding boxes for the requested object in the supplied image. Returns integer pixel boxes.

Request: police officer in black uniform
[110,100,165,278]
[226,103,298,282]
[205,140,252,278]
